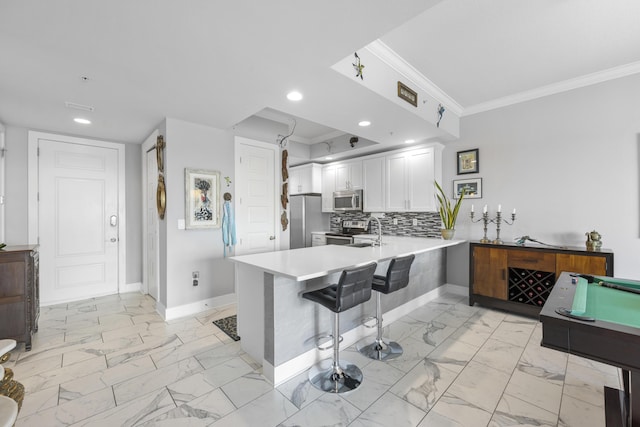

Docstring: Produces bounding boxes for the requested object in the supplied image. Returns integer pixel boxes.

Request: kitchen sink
[346,242,376,248]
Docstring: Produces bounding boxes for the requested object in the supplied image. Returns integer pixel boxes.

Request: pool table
[540,271,640,427]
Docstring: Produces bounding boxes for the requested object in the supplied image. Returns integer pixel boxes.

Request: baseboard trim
[120,282,142,294]
[162,293,237,321]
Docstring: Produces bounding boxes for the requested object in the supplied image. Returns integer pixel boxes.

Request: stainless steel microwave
[333,189,363,211]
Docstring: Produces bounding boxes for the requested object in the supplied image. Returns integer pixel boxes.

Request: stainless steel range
[325,220,368,245]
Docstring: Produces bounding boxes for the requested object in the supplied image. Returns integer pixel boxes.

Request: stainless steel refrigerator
[289,194,329,249]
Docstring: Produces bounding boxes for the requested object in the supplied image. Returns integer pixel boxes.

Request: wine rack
[508,268,555,307]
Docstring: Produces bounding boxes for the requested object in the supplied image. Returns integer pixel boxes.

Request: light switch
[178,219,185,230]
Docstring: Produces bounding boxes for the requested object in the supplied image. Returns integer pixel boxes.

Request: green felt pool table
[540,272,640,427]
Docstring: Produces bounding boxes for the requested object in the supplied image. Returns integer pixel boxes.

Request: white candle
[471,204,474,213]
[498,204,502,213]
[512,208,516,214]
[483,205,487,213]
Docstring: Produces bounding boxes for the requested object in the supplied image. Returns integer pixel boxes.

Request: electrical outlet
[412,219,418,226]
[192,271,199,286]
[393,218,398,225]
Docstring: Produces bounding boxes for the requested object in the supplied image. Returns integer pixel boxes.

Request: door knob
[269,236,276,240]
[110,238,117,242]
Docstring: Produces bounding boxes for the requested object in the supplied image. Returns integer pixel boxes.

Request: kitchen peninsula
[229,236,465,385]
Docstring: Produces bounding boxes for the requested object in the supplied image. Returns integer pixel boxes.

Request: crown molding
[365,39,464,116]
[463,60,640,116]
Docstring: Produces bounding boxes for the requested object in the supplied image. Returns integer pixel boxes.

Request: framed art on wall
[185,168,221,229]
[457,148,479,174]
[453,178,482,199]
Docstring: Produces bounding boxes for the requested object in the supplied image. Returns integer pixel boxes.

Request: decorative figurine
[585,230,602,251]
[353,52,364,80]
[437,104,445,128]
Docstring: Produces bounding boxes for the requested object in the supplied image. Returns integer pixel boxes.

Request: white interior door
[39,139,119,304]
[145,149,159,300]
[235,137,277,255]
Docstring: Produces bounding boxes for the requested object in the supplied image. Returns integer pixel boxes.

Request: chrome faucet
[368,216,382,246]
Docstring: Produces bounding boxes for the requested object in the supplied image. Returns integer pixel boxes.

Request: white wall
[446,73,640,285]
[162,118,236,309]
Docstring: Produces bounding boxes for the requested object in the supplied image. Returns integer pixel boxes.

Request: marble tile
[413,319,457,347]
[276,370,323,409]
[342,359,405,411]
[516,338,567,386]
[62,335,144,366]
[106,334,182,367]
[472,337,524,374]
[210,389,297,427]
[21,355,108,394]
[406,302,450,323]
[140,388,236,426]
[563,360,619,407]
[151,335,224,368]
[113,357,203,405]
[558,393,606,427]
[17,387,115,426]
[279,394,361,427]
[349,392,426,427]
[446,360,511,413]
[418,393,492,427]
[503,368,563,414]
[490,318,536,348]
[390,358,459,411]
[168,357,253,404]
[16,385,59,419]
[567,353,620,378]
[385,336,436,373]
[221,371,274,408]
[194,341,245,370]
[490,393,557,427]
[12,353,62,380]
[448,320,495,348]
[426,336,479,374]
[70,387,176,427]
[432,309,472,329]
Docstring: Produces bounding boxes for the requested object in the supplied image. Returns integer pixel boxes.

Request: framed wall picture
[397,81,418,107]
[453,178,482,199]
[457,148,479,174]
[185,168,221,229]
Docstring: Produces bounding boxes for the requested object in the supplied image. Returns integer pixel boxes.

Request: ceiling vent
[64,101,94,112]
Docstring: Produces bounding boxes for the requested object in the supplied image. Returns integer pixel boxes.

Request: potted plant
[435,181,464,239]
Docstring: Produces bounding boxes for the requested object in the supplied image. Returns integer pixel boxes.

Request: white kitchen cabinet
[289,163,322,195]
[335,160,362,191]
[385,147,439,212]
[321,165,336,212]
[311,232,327,246]
[362,156,385,212]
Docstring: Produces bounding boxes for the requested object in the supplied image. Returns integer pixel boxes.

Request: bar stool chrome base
[308,359,363,393]
[357,338,403,361]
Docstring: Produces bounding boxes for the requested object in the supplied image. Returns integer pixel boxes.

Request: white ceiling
[1,0,639,160]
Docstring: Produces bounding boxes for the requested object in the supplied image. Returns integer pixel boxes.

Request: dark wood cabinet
[470,242,613,317]
[0,245,39,350]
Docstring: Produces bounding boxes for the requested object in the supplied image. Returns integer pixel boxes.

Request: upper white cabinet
[385,147,441,212]
[321,165,336,212]
[362,156,385,212]
[335,160,362,191]
[289,163,322,195]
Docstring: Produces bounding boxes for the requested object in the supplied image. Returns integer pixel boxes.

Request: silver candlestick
[491,211,516,244]
[470,211,491,243]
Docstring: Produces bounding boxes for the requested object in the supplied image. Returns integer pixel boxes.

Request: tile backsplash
[330,212,442,238]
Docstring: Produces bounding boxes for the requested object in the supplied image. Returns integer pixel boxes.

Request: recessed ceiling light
[287,91,303,101]
[325,156,333,160]
[405,139,415,144]
[74,118,91,124]
[358,120,371,127]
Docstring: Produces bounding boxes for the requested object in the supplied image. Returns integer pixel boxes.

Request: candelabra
[470,211,490,243]
[491,211,516,244]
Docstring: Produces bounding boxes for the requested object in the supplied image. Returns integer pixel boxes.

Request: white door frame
[234,136,280,254]
[27,131,127,293]
[141,129,159,298]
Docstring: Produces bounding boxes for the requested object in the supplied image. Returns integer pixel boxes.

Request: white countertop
[229,236,466,281]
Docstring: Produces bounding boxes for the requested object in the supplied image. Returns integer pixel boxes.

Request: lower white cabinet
[311,233,327,246]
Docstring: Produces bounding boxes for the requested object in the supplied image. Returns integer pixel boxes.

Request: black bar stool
[357,254,415,361]
[302,262,377,393]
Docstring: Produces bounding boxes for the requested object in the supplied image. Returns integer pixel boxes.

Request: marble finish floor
[7,289,620,426]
